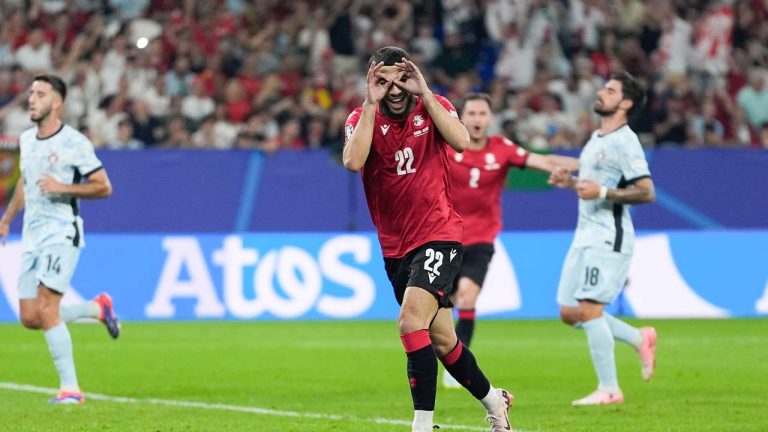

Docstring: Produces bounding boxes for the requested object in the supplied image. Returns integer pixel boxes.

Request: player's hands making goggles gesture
[364,61,392,106]
[393,57,430,97]
[364,57,431,106]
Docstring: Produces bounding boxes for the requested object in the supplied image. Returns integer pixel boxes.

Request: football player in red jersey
[343,47,513,432]
[443,93,579,388]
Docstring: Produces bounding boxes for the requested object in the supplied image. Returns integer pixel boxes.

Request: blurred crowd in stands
[0,0,767,152]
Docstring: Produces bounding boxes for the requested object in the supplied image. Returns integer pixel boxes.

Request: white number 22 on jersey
[469,167,480,188]
[395,147,416,175]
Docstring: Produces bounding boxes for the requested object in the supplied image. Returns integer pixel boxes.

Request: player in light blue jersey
[0,74,120,405]
[549,72,657,406]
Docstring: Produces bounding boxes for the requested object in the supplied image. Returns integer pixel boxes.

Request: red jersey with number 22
[345,95,463,258]
[448,135,529,246]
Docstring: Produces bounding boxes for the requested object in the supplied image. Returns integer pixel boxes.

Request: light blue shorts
[18,244,81,299]
[556,246,631,307]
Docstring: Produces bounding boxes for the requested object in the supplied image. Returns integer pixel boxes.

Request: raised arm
[548,166,578,189]
[423,93,469,152]
[526,153,580,174]
[395,58,469,152]
[38,168,112,199]
[0,178,25,245]
[343,61,390,172]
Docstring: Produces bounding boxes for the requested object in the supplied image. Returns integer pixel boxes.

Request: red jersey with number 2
[448,135,529,246]
[345,95,463,258]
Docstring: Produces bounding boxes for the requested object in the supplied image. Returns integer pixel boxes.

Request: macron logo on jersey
[450,249,457,261]
[380,124,390,135]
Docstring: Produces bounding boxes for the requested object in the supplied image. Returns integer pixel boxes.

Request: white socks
[582,316,620,393]
[60,301,100,323]
[44,322,79,390]
[412,410,434,432]
[603,313,642,348]
[480,386,501,411]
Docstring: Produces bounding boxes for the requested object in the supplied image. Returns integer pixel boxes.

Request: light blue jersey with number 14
[19,124,102,251]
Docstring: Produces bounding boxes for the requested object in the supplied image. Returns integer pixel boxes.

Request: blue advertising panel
[6,149,764,234]
[0,231,765,322]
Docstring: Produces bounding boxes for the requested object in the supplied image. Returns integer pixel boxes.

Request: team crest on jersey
[344,124,354,143]
[413,115,424,127]
[484,153,500,170]
[596,150,606,165]
[47,152,59,167]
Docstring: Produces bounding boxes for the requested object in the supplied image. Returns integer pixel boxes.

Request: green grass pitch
[1,318,766,431]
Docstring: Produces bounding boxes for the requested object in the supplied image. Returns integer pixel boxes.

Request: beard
[381,93,414,119]
[30,105,51,123]
[592,101,618,117]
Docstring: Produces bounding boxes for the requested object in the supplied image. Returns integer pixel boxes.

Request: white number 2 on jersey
[469,167,480,188]
[424,248,443,275]
[395,147,416,175]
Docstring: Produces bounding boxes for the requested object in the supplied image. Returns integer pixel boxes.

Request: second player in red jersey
[442,93,579,389]
[448,134,529,246]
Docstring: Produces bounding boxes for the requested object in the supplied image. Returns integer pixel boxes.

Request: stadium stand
[0,0,766,151]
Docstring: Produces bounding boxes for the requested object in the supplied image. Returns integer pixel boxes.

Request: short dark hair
[611,71,645,118]
[33,74,67,101]
[459,93,492,115]
[371,46,410,66]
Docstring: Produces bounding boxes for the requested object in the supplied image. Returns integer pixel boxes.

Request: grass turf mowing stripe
[0,381,521,432]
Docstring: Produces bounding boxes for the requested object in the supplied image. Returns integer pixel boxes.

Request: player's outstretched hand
[575,178,600,200]
[364,60,391,106]
[548,167,572,188]
[394,57,430,96]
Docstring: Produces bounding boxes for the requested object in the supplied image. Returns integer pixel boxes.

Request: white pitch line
[0,382,521,431]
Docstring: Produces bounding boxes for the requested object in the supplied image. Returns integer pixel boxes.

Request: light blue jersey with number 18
[19,124,102,251]
[572,124,650,255]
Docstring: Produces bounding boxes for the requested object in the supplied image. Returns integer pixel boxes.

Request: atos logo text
[145,235,376,319]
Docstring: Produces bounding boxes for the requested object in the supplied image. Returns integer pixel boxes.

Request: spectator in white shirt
[14,29,53,72]
[181,78,215,125]
[212,104,239,149]
[143,74,171,118]
[101,34,129,96]
[654,3,692,80]
[0,97,34,136]
[88,95,128,148]
[191,115,228,149]
[0,26,15,67]
[494,21,536,92]
[410,21,441,65]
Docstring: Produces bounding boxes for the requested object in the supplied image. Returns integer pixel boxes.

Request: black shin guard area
[443,346,490,400]
[456,318,475,347]
[406,345,438,411]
